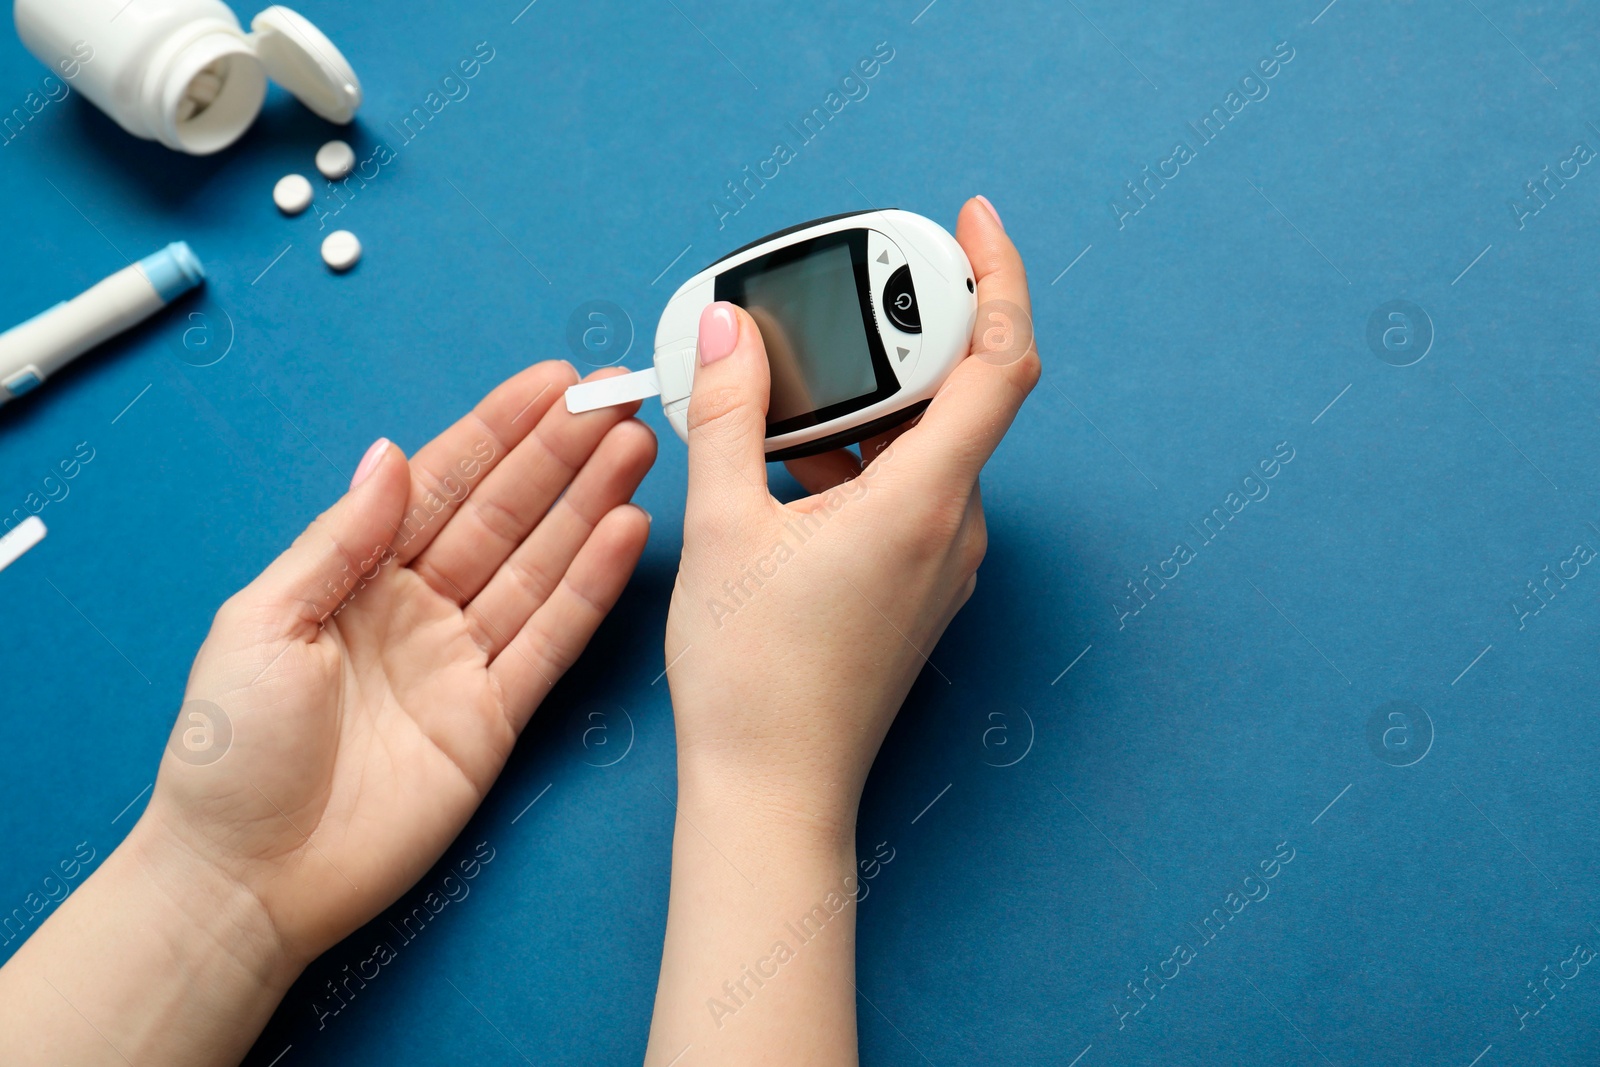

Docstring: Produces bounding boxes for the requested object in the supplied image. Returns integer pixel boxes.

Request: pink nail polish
[698,302,740,365]
[351,437,388,489]
[975,195,1004,231]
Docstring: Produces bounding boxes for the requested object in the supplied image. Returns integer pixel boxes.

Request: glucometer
[564,210,977,460]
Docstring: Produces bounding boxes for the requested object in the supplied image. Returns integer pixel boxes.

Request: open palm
[145,361,655,963]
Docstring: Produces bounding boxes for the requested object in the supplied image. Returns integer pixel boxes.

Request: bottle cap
[249,5,362,125]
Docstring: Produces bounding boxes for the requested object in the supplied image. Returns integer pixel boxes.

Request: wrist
[675,745,863,858]
[650,750,867,1066]
[0,813,306,1066]
[119,811,304,992]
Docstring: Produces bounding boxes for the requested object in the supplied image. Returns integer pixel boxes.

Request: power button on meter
[882,264,921,334]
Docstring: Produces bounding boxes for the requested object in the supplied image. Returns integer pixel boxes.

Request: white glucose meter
[565,210,978,460]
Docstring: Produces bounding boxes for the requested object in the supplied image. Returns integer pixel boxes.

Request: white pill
[188,70,222,106]
[321,230,362,272]
[273,174,313,215]
[316,140,356,180]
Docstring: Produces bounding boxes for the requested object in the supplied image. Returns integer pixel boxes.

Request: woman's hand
[665,196,1037,826]
[0,361,655,1066]
[148,360,655,962]
[647,197,1038,1065]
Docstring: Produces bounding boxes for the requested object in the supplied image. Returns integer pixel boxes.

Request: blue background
[3,1,1599,1064]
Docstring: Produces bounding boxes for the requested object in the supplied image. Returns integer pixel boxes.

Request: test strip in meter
[565,368,662,414]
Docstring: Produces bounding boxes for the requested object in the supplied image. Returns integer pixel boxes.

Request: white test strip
[0,515,47,574]
[564,368,662,414]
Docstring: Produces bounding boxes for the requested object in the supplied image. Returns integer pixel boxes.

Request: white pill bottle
[14,0,360,155]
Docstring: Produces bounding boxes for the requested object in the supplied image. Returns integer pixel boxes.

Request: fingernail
[698,302,740,366]
[351,437,389,489]
[975,195,1004,231]
[635,504,653,524]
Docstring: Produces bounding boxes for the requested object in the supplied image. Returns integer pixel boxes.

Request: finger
[896,197,1040,488]
[489,503,652,726]
[392,360,577,566]
[783,448,861,495]
[235,438,411,639]
[465,418,656,659]
[685,302,772,528]
[858,416,918,467]
[411,367,643,604]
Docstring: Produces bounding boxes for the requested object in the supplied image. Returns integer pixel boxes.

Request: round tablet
[315,140,356,180]
[187,70,222,106]
[273,173,313,215]
[321,230,362,272]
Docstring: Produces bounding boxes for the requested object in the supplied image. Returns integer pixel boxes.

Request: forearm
[645,769,863,1067]
[0,816,301,1067]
